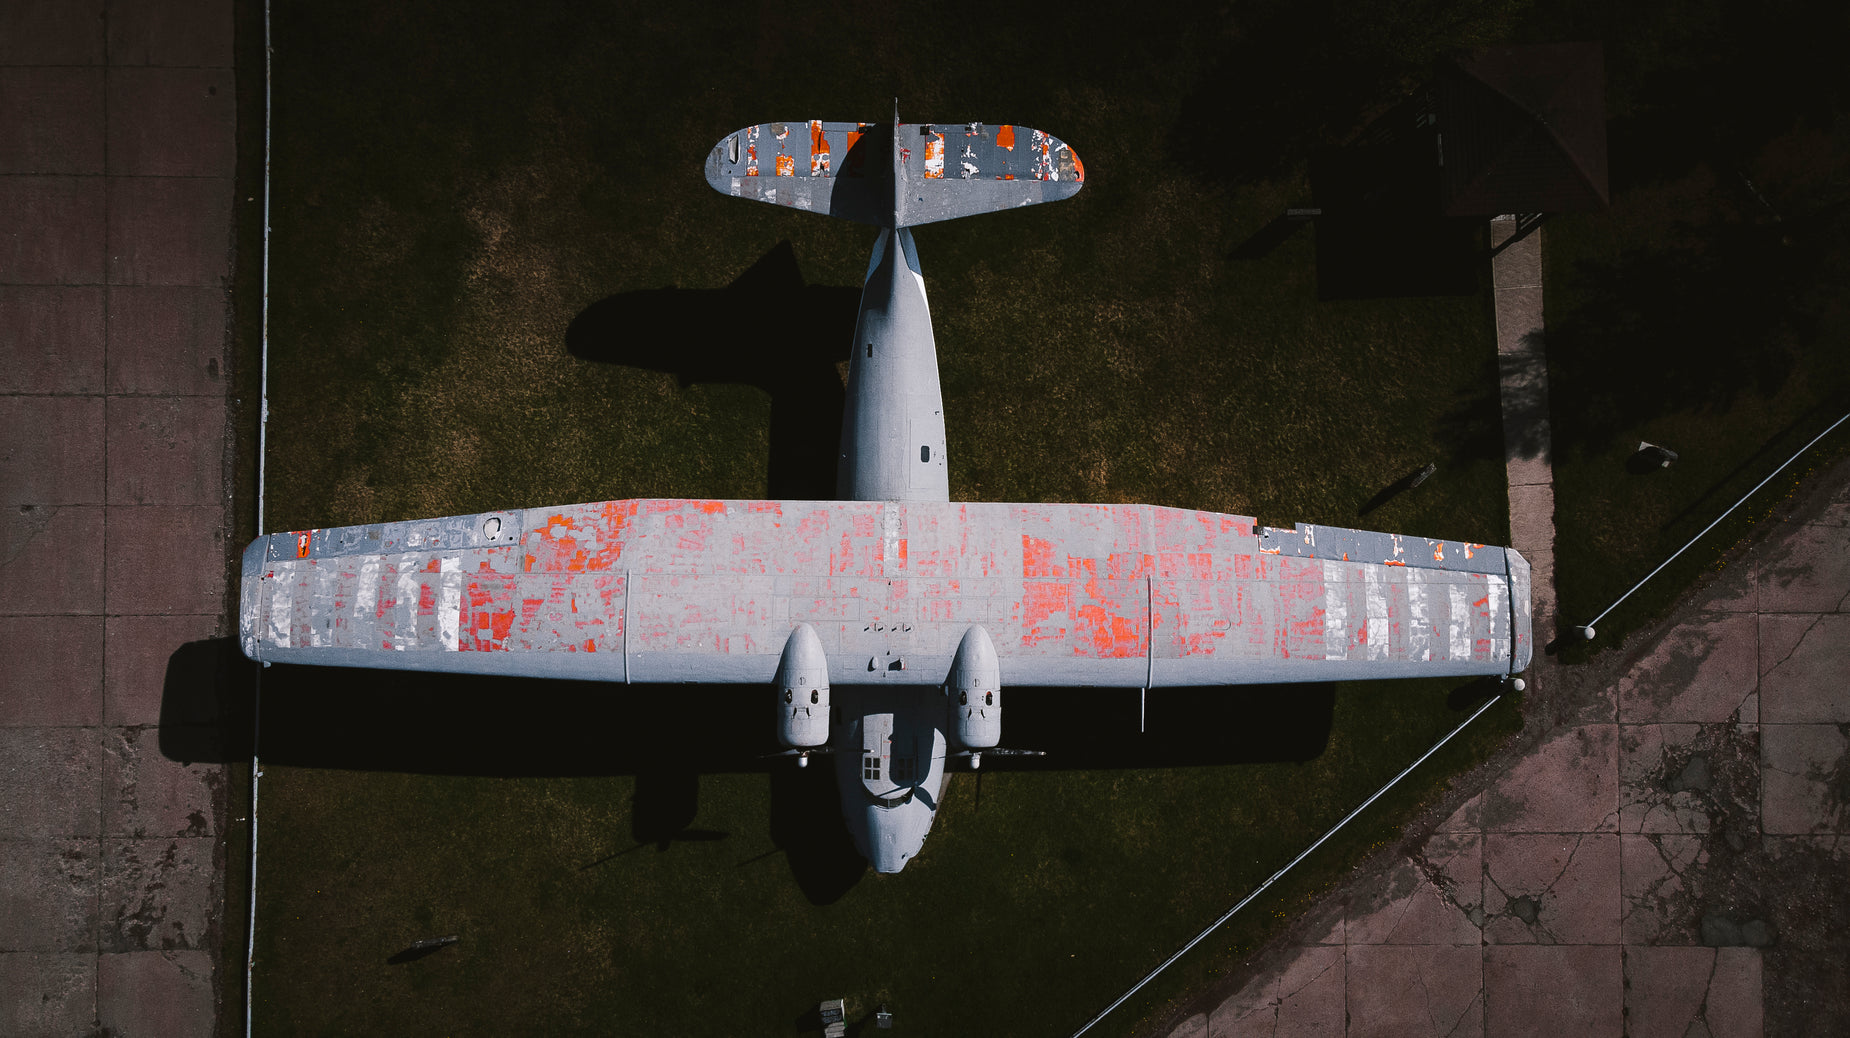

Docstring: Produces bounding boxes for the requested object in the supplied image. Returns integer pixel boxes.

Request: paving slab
[106,0,234,67]
[0,286,105,393]
[1345,944,1482,1037]
[0,0,104,65]
[1619,722,1761,835]
[0,616,103,726]
[0,175,106,284]
[0,504,105,615]
[101,837,218,952]
[1755,520,1850,613]
[1209,944,1346,1038]
[105,67,236,177]
[1761,724,1848,835]
[1624,945,1763,1038]
[1617,613,1759,724]
[0,67,105,174]
[1479,724,1619,833]
[1758,615,1850,722]
[104,614,222,727]
[1482,833,1618,945]
[96,949,217,1037]
[104,284,230,394]
[102,725,218,839]
[1619,833,1706,945]
[1483,945,1622,1037]
[1346,831,1480,945]
[106,394,228,506]
[0,952,98,1037]
[0,727,102,840]
[105,175,233,287]
[104,504,228,615]
[0,838,98,952]
[0,394,105,507]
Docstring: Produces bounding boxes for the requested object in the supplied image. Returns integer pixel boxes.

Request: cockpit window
[890,756,915,784]
[863,755,881,781]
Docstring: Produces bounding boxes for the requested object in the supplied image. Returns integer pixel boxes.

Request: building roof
[1437,42,1609,216]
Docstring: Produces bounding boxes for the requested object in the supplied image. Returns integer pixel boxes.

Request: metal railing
[1578,411,1849,640]
[1069,692,1506,1038]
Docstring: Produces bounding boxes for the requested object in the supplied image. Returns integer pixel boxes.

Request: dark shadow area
[1435,349,1547,470]
[1000,683,1337,770]
[1656,404,1845,532]
[1546,220,1817,458]
[1308,103,1485,300]
[157,637,253,764]
[1166,5,1419,185]
[630,769,729,851]
[1229,213,1314,261]
[385,938,456,965]
[1358,462,1439,517]
[566,240,859,500]
[762,758,865,905]
[1445,676,1506,712]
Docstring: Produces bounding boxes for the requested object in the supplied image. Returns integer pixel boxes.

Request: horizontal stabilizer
[705,120,1083,228]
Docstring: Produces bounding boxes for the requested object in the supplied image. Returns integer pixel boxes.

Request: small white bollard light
[1582,626,1597,640]
[1511,678,1526,692]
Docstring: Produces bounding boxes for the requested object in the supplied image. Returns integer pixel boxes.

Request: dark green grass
[1518,0,1850,655]
[254,0,1553,1034]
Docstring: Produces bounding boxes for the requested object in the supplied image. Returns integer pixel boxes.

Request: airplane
[240,109,1532,874]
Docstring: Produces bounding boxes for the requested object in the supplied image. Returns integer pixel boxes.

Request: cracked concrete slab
[101,725,218,840]
[1620,833,1706,945]
[1209,944,1346,1037]
[1624,945,1763,1038]
[1619,722,1761,836]
[0,952,97,1036]
[1758,615,1850,722]
[1482,833,1618,945]
[0,838,98,952]
[95,950,217,1037]
[0,728,102,840]
[1346,832,1481,946]
[1479,725,1619,833]
[1761,724,1848,835]
[1346,944,1482,1038]
[1484,945,1622,1036]
[100,838,218,953]
[1617,614,1759,724]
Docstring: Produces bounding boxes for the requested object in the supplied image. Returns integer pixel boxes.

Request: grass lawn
[1522,0,1850,654]
[237,0,1847,1033]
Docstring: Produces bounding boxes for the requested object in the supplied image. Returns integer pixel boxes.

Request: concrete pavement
[1,1,236,1034]
[1160,457,1850,1036]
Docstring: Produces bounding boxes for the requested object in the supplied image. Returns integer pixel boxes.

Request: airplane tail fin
[705,115,1083,228]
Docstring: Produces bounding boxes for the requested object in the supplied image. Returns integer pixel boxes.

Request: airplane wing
[704,120,1083,228]
[241,498,1532,686]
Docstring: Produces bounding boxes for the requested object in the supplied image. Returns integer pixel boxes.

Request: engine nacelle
[946,625,1001,750]
[774,622,831,749]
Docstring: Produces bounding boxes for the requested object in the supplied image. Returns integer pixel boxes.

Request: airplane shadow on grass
[158,637,1362,901]
[565,239,860,501]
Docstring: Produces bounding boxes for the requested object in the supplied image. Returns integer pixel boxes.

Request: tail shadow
[566,240,860,500]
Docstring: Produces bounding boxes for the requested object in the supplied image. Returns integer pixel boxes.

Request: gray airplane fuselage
[831,234,954,872]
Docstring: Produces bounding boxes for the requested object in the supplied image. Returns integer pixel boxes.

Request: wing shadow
[565,240,860,500]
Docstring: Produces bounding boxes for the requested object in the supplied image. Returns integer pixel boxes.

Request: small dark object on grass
[386,934,459,965]
[1629,441,1679,472]
[875,1002,894,1029]
[1357,462,1437,516]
